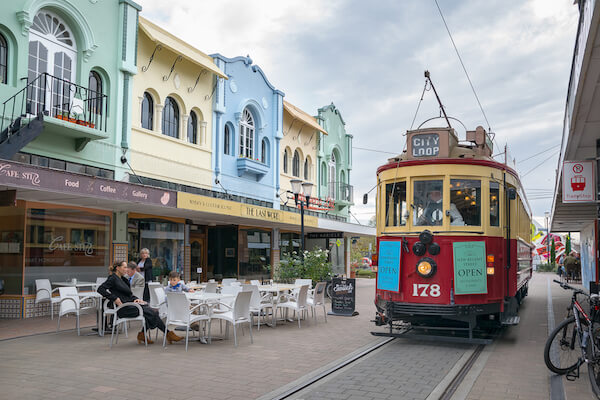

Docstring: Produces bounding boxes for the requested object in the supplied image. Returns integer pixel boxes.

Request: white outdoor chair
[222,278,237,286]
[204,282,218,293]
[56,287,96,335]
[307,282,328,322]
[231,281,242,287]
[247,284,275,330]
[150,286,168,339]
[93,277,107,291]
[102,298,126,337]
[35,279,60,319]
[278,285,310,328]
[131,285,144,300]
[210,291,253,347]
[110,302,147,348]
[163,292,211,351]
[291,279,313,298]
[250,280,261,286]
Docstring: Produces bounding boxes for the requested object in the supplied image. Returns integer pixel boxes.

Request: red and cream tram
[373,126,532,340]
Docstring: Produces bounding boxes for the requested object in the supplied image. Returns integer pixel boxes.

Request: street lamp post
[290,179,313,256]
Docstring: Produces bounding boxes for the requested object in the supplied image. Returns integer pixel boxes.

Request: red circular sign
[573,163,584,173]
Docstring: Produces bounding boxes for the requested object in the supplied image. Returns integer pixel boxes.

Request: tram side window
[413,180,444,226]
[385,182,407,226]
[490,182,500,227]
[450,179,481,226]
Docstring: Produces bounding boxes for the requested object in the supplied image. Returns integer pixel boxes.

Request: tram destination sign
[411,133,439,157]
[453,241,487,295]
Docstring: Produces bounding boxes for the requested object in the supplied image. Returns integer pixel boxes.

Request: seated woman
[98,261,183,345]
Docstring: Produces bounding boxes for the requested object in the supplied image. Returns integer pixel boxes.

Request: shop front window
[0,205,25,294]
[128,218,184,282]
[239,229,271,281]
[280,232,300,255]
[24,208,110,294]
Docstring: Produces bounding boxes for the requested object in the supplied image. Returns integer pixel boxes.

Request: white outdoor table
[258,284,304,326]
[185,292,234,303]
[52,281,97,289]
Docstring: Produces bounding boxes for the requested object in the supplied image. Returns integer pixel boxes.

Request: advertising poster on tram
[377,240,401,292]
[453,241,487,295]
[562,160,594,203]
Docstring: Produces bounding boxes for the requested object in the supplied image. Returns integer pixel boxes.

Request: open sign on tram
[562,160,595,203]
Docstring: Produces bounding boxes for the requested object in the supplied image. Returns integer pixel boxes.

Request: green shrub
[356,269,375,278]
[274,249,332,284]
[537,263,556,272]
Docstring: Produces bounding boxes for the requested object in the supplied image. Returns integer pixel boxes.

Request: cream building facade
[129,17,226,190]
[280,101,326,205]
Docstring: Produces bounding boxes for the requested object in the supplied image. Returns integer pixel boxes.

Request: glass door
[190,234,206,283]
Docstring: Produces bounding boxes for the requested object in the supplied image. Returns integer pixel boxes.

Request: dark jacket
[137,257,153,283]
[97,274,138,306]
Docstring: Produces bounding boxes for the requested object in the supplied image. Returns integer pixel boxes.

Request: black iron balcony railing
[328,181,354,203]
[1,72,108,134]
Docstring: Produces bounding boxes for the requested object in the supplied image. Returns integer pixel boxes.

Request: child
[165,271,194,293]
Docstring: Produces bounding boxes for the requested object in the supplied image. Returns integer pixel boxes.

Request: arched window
[187,111,197,144]
[28,11,76,116]
[321,162,327,185]
[292,150,300,177]
[304,158,309,180]
[239,108,254,158]
[162,96,179,138]
[261,138,268,164]
[328,152,337,199]
[283,149,289,174]
[141,92,153,130]
[224,125,231,155]
[0,34,7,84]
[87,71,103,116]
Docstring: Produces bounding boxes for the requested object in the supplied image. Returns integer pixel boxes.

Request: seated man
[165,271,194,293]
[416,189,464,226]
[126,261,145,298]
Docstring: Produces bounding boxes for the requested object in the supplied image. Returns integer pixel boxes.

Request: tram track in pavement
[263,337,486,400]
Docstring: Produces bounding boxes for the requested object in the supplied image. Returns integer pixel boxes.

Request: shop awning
[138,17,227,80]
[283,101,327,134]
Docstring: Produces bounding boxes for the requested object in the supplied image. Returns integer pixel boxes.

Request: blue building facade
[210,55,284,208]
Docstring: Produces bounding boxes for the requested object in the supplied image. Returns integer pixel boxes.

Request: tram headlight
[416,257,437,278]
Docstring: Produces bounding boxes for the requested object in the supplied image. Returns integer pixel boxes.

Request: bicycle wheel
[587,322,600,399]
[544,316,585,375]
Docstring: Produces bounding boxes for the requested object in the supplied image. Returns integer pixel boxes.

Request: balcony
[328,181,354,206]
[1,73,109,153]
[236,156,269,179]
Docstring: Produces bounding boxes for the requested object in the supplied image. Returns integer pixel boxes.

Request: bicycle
[544,279,600,398]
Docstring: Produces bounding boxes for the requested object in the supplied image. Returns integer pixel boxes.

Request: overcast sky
[137,0,579,224]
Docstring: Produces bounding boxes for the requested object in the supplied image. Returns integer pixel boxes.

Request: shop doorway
[190,232,206,283]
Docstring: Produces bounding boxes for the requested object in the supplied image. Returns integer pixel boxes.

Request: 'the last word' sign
[563,160,595,203]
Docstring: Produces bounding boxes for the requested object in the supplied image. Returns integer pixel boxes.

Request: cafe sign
[0,161,176,207]
[453,241,487,295]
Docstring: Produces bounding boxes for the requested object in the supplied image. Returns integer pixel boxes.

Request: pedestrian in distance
[137,248,153,302]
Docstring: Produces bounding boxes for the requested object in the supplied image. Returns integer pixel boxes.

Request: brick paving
[291,340,470,400]
[462,272,595,400]
[0,279,381,400]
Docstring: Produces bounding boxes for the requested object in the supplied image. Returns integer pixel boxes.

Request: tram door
[190,232,206,283]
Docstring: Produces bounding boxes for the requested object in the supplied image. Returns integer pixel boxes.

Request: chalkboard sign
[329,277,357,316]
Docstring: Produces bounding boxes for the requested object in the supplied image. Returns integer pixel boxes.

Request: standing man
[137,248,153,301]
[564,251,578,283]
[127,262,145,299]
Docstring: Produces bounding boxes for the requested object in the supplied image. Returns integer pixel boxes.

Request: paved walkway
[458,272,595,400]
[0,279,381,400]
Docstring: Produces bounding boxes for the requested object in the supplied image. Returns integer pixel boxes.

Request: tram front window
[385,182,407,226]
[413,180,444,226]
[450,179,481,226]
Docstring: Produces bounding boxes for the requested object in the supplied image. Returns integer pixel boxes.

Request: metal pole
[300,200,305,258]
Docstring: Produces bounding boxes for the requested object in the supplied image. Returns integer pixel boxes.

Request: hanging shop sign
[562,160,595,203]
[0,161,176,207]
[307,232,343,239]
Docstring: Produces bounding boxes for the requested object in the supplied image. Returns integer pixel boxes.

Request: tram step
[501,315,520,326]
